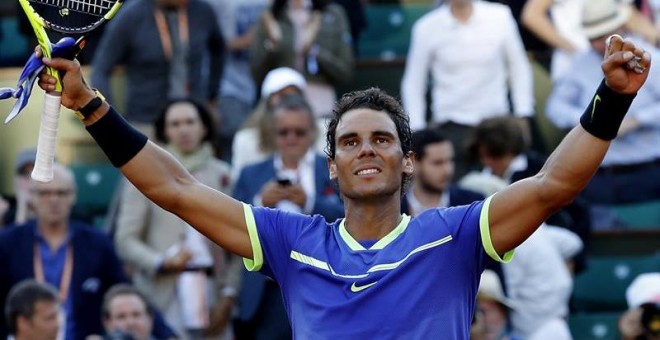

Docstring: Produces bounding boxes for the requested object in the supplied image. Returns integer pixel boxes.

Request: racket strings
[30,0,117,16]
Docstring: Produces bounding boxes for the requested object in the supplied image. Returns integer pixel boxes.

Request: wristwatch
[75,88,106,120]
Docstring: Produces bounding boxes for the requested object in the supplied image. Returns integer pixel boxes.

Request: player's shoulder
[252,205,325,226]
[414,201,484,228]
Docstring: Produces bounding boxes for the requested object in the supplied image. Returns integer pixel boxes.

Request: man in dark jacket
[0,164,175,340]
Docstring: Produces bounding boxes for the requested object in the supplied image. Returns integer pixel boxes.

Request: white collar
[406,187,450,216]
[274,148,316,172]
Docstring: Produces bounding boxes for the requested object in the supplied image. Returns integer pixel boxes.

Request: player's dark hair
[325,87,413,192]
[154,98,216,144]
[5,280,59,335]
[411,129,449,161]
[467,116,527,159]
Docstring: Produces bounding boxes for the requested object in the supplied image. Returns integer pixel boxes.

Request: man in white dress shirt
[401,0,534,178]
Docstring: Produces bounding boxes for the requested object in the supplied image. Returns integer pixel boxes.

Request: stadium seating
[360,5,429,60]
[572,254,660,312]
[568,312,621,340]
[611,200,660,229]
[70,163,120,228]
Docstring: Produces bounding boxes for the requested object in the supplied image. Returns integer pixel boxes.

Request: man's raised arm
[38,51,252,259]
[487,35,651,254]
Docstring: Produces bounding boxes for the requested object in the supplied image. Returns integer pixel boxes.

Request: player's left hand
[602,35,651,94]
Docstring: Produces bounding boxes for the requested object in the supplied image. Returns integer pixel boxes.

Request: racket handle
[31,93,62,182]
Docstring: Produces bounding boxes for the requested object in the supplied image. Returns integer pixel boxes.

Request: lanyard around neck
[154,7,189,61]
[34,243,73,302]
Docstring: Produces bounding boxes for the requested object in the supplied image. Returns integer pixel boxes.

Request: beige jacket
[115,144,241,314]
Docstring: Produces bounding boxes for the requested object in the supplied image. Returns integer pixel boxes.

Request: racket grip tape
[31,93,61,182]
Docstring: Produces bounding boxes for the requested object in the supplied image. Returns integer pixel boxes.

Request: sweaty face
[329,109,412,200]
[104,295,153,340]
[416,141,454,194]
[274,108,315,164]
[20,300,60,340]
[164,102,207,154]
[30,170,76,226]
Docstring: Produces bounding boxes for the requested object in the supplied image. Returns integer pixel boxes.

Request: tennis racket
[18,0,123,181]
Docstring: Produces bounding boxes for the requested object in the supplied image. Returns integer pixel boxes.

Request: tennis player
[38,35,650,338]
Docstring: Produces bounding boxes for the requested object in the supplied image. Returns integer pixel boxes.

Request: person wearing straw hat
[474,270,521,340]
[546,0,660,229]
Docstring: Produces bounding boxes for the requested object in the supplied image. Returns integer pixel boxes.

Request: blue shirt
[241,197,513,339]
[546,37,660,166]
[35,230,75,340]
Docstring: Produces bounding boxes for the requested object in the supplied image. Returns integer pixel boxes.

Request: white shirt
[504,225,575,337]
[405,189,450,216]
[546,39,660,166]
[401,1,534,130]
[231,127,271,181]
[549,0,590,81]
[265,149,317,214]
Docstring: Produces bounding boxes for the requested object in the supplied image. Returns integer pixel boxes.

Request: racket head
[21,0,124,35]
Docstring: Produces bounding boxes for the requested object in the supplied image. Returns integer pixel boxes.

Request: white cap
[626,273,660,309]
[582,0,631,39]
[261,67,307,99]
[478,270,516,310]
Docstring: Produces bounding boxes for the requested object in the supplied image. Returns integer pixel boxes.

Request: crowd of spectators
[0,0,659,339]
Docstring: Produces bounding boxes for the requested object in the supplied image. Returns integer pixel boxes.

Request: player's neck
[412,183,443,209]
[344,196,402,241]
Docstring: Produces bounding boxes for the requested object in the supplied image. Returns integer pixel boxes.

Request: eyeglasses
[276,128,308,138]
[31,189,73,198]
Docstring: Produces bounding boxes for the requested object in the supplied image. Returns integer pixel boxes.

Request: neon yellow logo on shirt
[350,281,378,293]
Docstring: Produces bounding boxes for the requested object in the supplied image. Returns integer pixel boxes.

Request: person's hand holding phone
[285,184,307,209]
[261,181,289,208]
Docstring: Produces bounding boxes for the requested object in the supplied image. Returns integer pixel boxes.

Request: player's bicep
[121,142,252,259]
[487,177,551,255]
